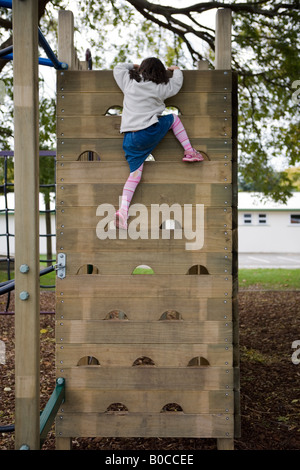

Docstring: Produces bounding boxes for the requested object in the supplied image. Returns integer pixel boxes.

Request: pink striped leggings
[119,114,192,218]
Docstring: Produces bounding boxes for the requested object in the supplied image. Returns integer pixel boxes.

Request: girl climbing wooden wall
[55,65,239,450]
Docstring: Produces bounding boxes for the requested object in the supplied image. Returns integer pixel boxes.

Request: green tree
[0,0,299,202]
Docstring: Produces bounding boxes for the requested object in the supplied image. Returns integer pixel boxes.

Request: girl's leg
[170,114,193,152]
[115,163,144,229]
[170,114,204,162]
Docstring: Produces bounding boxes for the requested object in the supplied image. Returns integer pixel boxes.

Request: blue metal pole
[38,28,68,70]
[0,1,68,69]
[0,0,12,8]
[1,53,68,69]
[0,45,13,57]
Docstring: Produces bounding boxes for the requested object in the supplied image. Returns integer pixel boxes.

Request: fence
[0,150,56,311]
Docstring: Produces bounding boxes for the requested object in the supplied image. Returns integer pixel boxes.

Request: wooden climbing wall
[55,69,239,448]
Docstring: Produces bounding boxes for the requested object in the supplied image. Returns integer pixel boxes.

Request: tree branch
[0,17,12,29]
[127,0,299,18]
[125,0,299,65]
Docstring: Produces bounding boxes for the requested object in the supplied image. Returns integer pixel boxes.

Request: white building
[0,192,56,256]
[238,192,300,253]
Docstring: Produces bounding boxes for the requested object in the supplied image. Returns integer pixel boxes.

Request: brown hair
[129,57,169,84]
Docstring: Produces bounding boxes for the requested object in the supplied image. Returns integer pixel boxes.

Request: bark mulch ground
[0,289,299,451]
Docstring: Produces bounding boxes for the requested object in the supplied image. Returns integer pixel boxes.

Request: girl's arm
[163,68,184,99]
[113,63,134,92]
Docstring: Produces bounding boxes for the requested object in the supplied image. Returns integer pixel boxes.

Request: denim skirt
[123,114,175,172]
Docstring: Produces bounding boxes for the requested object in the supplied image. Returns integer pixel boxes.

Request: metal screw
[19,264,29,274]
[20,444,30,450]
[19,291,29,301]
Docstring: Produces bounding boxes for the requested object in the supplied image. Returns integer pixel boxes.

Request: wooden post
[197,59,209,70]
[58,10,90,71]
[215,9,232,69]
[13,0,40,450]
[58,10,76,70]
[215,8,236,451]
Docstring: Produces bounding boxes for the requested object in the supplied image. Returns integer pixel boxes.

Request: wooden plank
[56,161,232,184]
[57,91,232,117]
[56,274,232,299]
[61,251,232,276]
[56,366,233,390]
[56,296,232,322]
[56,343,233,368]
[57,115,231,139]
[56,137,232,162]
[55,389,234,413]
[57,205,231,231]
[56,320,232,344]
[57,70,233,93]
[56,411,234,438]
[215,9,232,70]
[166,92,232,116]
[56,186,232,210]
[13,0,40,451]
[56,227,231,253]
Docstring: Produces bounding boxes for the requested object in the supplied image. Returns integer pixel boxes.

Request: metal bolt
[20,444,30,450]
[19,264,29,274]
[19,291,29,301]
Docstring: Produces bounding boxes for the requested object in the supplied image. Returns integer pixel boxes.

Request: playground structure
[1,1,239,450]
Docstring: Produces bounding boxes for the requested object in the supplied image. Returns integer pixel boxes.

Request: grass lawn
[238,268,300,290]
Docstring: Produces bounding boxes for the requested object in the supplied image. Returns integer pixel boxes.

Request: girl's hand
[167,66,180,70]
